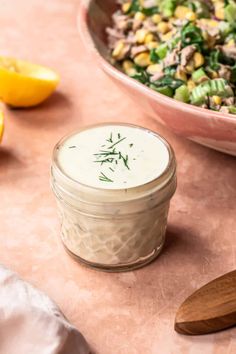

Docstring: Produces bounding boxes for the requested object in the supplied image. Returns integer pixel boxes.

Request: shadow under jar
[51,123,177,272]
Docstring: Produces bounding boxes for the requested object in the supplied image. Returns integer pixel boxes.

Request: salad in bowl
[107,0,236,114]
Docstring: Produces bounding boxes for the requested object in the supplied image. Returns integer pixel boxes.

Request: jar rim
[51,122,176,203]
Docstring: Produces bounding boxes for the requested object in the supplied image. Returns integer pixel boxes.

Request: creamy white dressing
[56,125,169,189]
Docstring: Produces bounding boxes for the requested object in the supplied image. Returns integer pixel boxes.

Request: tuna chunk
[180,45,196,67]
[163,48,179,67]
[219,65,231,81]
[150,71,165,82]
[131,45,148,58]
[223,97,235,106]
[221,46,236,60]
[143,0,158,8]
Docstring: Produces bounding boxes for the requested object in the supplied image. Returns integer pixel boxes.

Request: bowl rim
[77,0,236,124]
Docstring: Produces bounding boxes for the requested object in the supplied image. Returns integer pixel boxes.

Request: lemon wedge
[0,111,4,142]
[0,57,59,107]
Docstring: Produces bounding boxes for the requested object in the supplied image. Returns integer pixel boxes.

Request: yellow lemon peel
[0,57,59,107]
[0,111,4,143]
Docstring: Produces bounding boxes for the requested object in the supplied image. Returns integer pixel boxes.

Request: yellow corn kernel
[212,95,222,105]
[161,30,174,41]
[175,68,187,82]
[157,21,170,34]
[187,79,196,90]
[174,6,190,19]
[152,14,162,24]
[134,11,146,21]
[122,60,134,72]
[134,52,151,67]
[127,67,137,76]
[122,61,137,76]
[185,60,195,73]
[193,52,204,68]
[185,11,197,21]
[202,31,208,41]
[215,2,225,20]
[122,2,131,13]
[112,41,125,59]
[210,71,218,79]
[208,20,219,27]
[144,33,155,44]
[147,64,162,75]
[135,29,148,43]
[146,41,159,50]
[227,39,235,47]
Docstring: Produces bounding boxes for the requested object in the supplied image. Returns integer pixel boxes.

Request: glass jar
[51,123,177,272]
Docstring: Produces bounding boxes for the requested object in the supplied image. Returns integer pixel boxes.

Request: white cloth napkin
[0,265,90,354]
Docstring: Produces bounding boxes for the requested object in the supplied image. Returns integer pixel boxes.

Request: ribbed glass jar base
[63,241,165,272]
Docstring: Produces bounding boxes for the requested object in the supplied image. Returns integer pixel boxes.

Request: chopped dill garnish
[108,137,126,149]
[106,133,113,143]
[99,172,113,183]
[69,145,77,149]
[94,157,115,165]
[94,131,133,183]
[122,154,130,170]
[129,143,133,148]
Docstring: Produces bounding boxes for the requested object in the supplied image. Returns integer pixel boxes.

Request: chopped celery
[150,84,174,97]
[160,0,177,17]
[228,106,236,114]
[174,85,190,103]
[150,44,168,63]
[210,79,233,97]
[155,44,168,59]
[219,21,232,38]
[225,2,236,24]
[191,79,234,105]
[192,68,209,83]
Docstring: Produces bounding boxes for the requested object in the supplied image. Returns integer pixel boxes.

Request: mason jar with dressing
[51,123,177,272]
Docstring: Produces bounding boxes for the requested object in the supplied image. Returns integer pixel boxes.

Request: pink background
[0,1,236,353]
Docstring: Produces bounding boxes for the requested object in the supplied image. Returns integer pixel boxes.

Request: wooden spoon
[175,270,236,335]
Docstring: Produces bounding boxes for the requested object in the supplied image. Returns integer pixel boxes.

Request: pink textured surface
[0,1,236,353]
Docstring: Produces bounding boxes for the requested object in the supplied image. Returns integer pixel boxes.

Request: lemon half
[0,57,59,107]
[0,111,4,142]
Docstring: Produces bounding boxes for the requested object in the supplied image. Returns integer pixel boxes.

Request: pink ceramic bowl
[78,0,236,156]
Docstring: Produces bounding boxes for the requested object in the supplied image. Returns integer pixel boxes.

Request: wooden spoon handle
[175,270,236,335]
